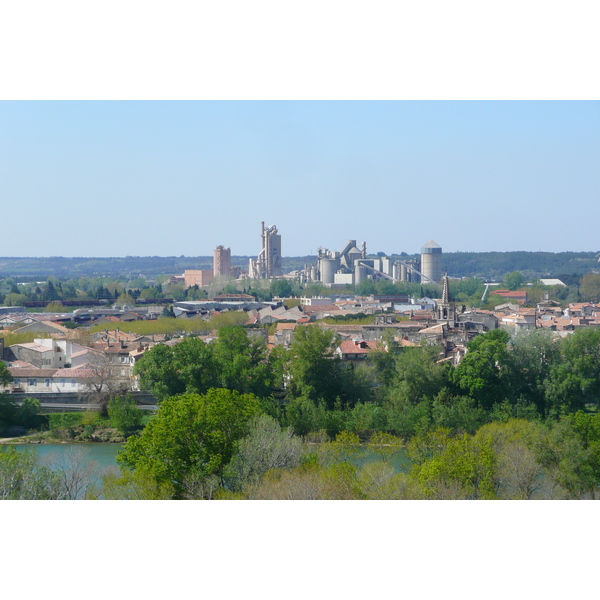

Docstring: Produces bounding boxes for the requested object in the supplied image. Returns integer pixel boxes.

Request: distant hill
[0,252,597,281]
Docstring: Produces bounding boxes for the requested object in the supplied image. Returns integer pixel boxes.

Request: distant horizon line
[0,250,598,260]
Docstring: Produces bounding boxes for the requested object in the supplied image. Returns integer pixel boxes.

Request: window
[61,379,66,387]
[45,378,51,387]
[120,356,130,363]
[28,379,36,386]
[71,379,76,387]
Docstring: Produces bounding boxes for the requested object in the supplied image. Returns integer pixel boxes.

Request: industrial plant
[248,222,282,279]
[174,221,443,287]
[294,239,444,287]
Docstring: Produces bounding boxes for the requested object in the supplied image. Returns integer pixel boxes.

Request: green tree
[356,279,377,296]
[537,413,600,498]
[173,336,218,396]
[134,329,274,401]
[579,272,600,302]
[117,389,261,497]
[545,328,600,414]
[45,302,64,313]
[100,467,175,500]
[409,430,499,500]
[270,279,293,298]
[284,395,329,437]
[139,286,162,300]
[133,344,185,401]
[387,345,449,405]
[431,390,488,434]
[0,446,62,499]
[224,414,303,492]
[18,397,42,429]
[116,293,136,306]
[452,329,510,410]
[504,271,525,291]
[161,305,176,318]
[503,329,559,417]
[108,396,144,435]
[212,327,273,397]
[288,325,343,408]
[475,419,545,499]
[44,280,61,302]
[3,293,27,306]
[0,364,15,429]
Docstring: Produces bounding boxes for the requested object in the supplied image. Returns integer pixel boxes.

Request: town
[0,221,599,405]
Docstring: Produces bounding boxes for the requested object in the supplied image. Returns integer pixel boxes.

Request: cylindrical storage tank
[310,266,317,281]
[320,258,340,285]
[268,234,282,277]
[355,264,367,286]
[393,262,399,280]
[400,264,407,281]
[420,240,442,283]
[381,257,391,276]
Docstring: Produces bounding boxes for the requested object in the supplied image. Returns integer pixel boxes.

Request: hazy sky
[2,101,598,257]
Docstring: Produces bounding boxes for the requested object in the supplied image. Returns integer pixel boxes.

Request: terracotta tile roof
[419,324,446,334]
[53,368,97,378]
[9,368,58,377]
[300,304,340,314]
[338,340,379,354]
[4,360,37,369]
[71,348,102,358]
[275,323,297,330]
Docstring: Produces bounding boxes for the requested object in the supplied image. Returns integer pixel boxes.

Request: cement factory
[244,221,444,287]
[175,222,444,287]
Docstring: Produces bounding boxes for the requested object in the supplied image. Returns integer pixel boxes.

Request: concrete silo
[354,264,367,286]
[420,240,442,283]
[320,257,340,285]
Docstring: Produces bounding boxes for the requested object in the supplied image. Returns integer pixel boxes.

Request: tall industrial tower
[248,222,282,279]
[420,240,442,283]
[213,245,231,278]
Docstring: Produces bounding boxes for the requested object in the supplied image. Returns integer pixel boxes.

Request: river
[12,441,409,473]
[13,442,123,470]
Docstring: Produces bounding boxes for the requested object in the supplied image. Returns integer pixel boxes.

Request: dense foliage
[5,319,600,499]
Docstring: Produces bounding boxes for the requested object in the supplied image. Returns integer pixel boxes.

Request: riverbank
[0,428,127,445]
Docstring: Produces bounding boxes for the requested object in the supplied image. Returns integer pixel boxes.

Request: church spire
[441,272,450,304]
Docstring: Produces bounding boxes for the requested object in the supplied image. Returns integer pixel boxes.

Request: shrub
[48,413,83,431]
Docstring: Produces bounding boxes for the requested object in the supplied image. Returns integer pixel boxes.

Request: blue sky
[2,101,598,257]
